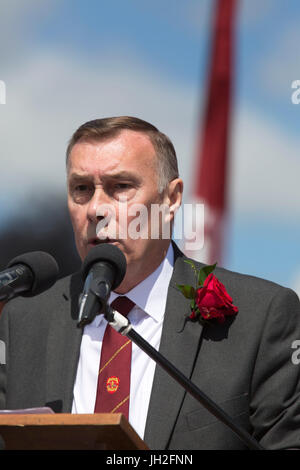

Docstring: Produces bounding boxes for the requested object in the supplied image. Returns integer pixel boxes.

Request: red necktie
[94,296,135,419]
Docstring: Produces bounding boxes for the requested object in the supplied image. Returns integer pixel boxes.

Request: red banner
[185,0,238,265]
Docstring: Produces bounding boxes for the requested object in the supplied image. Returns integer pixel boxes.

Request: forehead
[67,130,157,177]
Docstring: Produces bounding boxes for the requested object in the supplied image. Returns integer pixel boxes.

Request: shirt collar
[93,243,174,327]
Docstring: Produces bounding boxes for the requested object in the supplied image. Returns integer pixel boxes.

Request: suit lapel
[144,247,205,449]
[45,272,83,412]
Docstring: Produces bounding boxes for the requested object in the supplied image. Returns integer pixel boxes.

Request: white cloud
[230,105,300,217]
[239,0,276,27]
[0,0,58,58]
[0,47,198,203]
[257,23,300,98]
[1,47,300,221]
[131,0,212,38]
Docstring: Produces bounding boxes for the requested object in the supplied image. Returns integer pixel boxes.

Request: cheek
[117,198,162,239]
[68,207,87,261]
[68,204,86,235]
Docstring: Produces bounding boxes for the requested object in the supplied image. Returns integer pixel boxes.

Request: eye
[76,184,89,192]
[114,183,131,190]
[70,183,94,203]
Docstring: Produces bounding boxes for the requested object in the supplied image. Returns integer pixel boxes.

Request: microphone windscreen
[82,244,127,289]
[7,251,59,296]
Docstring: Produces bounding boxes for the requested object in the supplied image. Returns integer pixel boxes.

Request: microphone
[77,244,127,328]
[0,251,59,301]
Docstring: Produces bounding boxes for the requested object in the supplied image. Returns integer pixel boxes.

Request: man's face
[67,129,182,292]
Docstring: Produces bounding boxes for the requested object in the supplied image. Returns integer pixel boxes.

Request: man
[0,116,300,450]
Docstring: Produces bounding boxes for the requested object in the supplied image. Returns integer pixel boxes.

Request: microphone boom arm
[106,304,263,451]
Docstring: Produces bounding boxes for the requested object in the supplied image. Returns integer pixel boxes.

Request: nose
[87,187,110,224]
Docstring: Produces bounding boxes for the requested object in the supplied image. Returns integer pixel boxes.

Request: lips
[87,238,101,246]
[87,237,118,246]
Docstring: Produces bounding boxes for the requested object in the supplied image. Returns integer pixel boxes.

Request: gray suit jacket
[0,244,300,450]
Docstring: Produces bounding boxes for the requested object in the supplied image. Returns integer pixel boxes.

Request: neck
[115,241,171,294]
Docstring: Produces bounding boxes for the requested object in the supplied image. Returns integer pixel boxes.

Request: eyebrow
[68,171,142,185]
[101,171,141,184]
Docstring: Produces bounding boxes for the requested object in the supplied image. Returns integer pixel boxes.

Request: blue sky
[0,0,299,294]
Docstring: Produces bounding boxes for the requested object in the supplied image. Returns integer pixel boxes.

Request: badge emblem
[106,376,119,394]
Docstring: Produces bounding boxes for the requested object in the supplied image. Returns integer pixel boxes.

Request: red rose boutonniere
[177,261,238,325]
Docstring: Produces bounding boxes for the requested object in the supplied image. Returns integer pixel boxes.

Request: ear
[163,178,183,223]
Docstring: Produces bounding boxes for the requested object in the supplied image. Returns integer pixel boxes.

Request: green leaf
[184,259,198,277]
[198,263,217,286]
[176,284,196,299]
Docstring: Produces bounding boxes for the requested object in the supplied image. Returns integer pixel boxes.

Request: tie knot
[111,296,135,317]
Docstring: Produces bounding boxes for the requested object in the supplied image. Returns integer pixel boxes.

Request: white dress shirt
[72,243,174,439]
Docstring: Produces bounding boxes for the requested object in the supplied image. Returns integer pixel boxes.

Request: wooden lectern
[0,413,149,450]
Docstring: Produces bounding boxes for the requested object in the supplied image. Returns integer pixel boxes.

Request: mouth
[87,237,119,247]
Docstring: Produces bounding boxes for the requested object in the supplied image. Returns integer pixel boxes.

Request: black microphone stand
[104,303,264,451]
